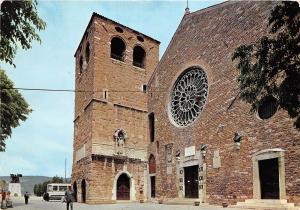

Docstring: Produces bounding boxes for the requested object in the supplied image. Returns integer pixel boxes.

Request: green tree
[37,183,44,196]
[232,1,300,129]
[0,0,46,151]
[0,180,8,190]
[0,0,46,67]
[51,176,64,183]
[33,184,37,195]
[0,70,32,151]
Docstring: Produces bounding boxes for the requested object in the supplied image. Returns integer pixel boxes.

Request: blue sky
[0,0,222,177]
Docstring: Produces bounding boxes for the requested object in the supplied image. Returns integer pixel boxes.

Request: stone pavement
[7,196,244,210]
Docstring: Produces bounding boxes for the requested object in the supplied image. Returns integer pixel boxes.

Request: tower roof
[74,12,160,57]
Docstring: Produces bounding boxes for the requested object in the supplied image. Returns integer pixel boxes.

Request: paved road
[8,197,241,210]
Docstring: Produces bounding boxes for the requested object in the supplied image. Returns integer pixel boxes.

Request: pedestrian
[24,192,29,205]
[65,186,74,210]
[5,192,12,208]
[1,190,6,209]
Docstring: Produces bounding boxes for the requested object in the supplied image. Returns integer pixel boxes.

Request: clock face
[170,67,208,127]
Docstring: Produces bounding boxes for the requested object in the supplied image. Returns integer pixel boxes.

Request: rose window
[170,67,208,127]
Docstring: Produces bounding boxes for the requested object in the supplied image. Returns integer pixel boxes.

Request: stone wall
[148,1,300,206]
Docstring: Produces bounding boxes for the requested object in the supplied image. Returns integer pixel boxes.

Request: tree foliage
[232,1,300,129]
[0,70,32,151]
[0,0,46,67]
[0,0,46,151]
[0,180,8,190]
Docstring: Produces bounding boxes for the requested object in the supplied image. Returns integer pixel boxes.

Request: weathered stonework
[147,1,300,206]
[72,13,159,203]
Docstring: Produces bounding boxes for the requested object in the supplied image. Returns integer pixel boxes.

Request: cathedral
[72,1,300,208]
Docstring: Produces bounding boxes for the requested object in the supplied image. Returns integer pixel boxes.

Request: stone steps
[233,199,300,210]
[162,198,203,205]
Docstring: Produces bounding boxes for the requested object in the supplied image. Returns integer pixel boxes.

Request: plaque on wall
[185,146,195,157]
[213,149,221,168]
[165,143,173,165]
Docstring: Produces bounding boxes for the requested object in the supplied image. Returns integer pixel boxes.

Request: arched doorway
[81,179,86,203]
[73,181,77,202]
[117,174,130,200]
[149,154,156,198]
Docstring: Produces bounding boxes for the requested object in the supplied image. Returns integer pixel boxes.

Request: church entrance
[259,158,279,199]
[117,174,130,200]
[184,165,199,198]
[150,176,156,198]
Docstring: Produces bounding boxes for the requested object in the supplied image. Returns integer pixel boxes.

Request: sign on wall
[213,149,221,168]
[165,143,173,175]
[165,143,173,164]
[185,146,195,157]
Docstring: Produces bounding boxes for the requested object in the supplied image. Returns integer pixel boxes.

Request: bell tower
[72,13,159,204]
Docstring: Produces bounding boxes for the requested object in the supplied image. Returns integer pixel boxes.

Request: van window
[59,186,68,191]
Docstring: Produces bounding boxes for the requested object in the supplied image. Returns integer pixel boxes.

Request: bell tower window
[111,37,126,61]
[133,46,145,68]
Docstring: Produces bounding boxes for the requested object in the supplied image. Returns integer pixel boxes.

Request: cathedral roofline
[147,1,240,87]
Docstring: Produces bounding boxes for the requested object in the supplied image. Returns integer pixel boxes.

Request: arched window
[79,56,83,74]
[133,46,145,68]
[85,42,90,63]
[111,37,125,61]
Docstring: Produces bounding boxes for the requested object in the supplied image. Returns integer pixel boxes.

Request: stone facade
[147,1,300,207]
[72,13,159,203]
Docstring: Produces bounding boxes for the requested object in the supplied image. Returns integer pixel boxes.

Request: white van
[47,183,71,201]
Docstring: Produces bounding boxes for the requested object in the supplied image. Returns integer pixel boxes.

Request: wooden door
[117,174,130,200]
[259,158,279,199]
[184,165,199,198]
